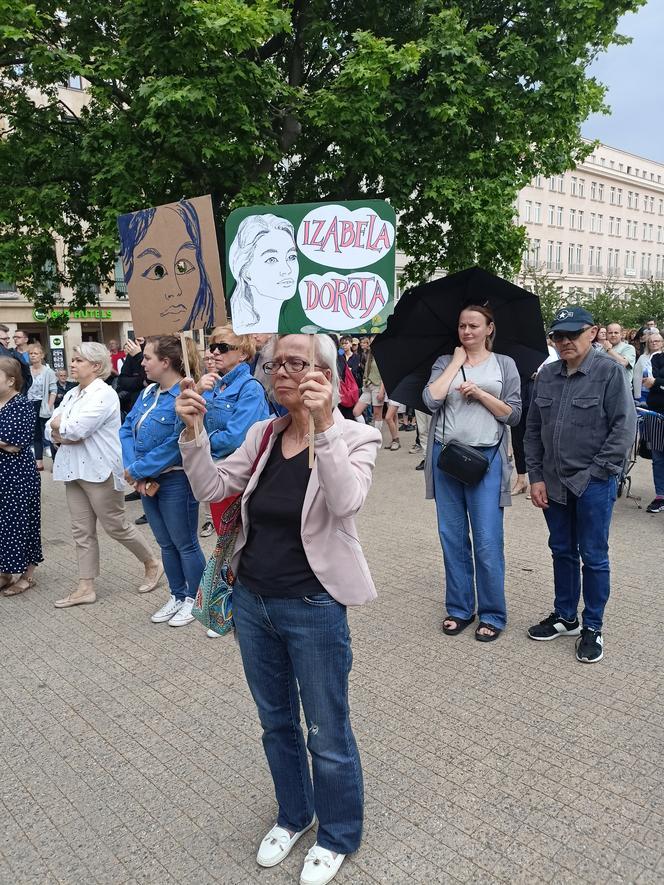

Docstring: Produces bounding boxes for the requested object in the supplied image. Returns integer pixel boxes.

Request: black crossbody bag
[437,367,504,486]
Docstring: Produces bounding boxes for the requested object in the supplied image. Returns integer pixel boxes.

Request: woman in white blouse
[46,343,162,608]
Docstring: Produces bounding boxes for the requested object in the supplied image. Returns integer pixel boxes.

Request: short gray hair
[73,342,112,379]
[261,334,341,407]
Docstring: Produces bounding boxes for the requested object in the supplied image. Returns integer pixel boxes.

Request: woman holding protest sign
[423,304,521,642]
[195,324,269,620]
[176,333,381,885]
[120,335,206,628]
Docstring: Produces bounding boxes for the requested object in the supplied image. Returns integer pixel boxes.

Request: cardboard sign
[117,195,227,336]
[225,200,396,335]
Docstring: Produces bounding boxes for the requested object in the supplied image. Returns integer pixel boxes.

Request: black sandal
[475,622,502,642]
[442,614,475,636]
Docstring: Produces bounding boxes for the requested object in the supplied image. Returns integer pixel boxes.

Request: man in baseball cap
[524,306,635,663]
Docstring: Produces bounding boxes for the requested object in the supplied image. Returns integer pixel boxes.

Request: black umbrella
[372,266,548,404]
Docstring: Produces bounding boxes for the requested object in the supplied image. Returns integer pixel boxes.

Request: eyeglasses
[551,329,586,343]
[263,358,325,375]
[209,342,238,354]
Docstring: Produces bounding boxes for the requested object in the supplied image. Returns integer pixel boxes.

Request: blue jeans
[652,448,664,497]
[543,477,618,631]
[432,442,506,629]
[142,471,205,601]
[232,580,363,855]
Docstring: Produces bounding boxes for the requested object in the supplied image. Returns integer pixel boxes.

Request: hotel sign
[33,308,113,322]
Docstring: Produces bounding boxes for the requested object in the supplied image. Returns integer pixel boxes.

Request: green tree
[621,279,664,329]
[0,0,644,311]
[576,282,627,328]
[519,267,565,328]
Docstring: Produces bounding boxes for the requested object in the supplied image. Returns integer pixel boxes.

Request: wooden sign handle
[308,334,315,468]
[179,332,201,444]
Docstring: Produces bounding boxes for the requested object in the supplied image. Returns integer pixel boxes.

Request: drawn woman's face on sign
[130,205,202,334]
[245,229,298,302]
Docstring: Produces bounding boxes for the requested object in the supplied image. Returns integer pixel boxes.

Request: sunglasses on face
[209,342,238,354]
[551,329,586,343]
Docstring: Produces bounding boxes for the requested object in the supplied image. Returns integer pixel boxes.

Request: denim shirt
[524,347,636,504]
[120,381,182,480]
[199,362,270,461]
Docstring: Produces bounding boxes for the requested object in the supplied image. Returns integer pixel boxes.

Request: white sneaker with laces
[206,628,221,638]
[257,818,316,868]
[168,596,195,627]
[300,844,345,885]
[151,595,183,623]
[200,520,215,538]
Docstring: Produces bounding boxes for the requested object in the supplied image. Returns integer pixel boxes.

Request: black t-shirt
[238,438,326,598]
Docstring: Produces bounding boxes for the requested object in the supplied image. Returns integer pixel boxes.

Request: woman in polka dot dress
[0,356,43,596]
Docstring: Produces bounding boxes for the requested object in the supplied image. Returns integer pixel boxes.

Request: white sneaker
[168,596,195,627]
[151,595,183,623]
[300,845,345,885]
[206,628,221,638]
[257,818,316,868]
[409,442,422,454]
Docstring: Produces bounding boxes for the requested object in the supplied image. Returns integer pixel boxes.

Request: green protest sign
[225,200,396,335]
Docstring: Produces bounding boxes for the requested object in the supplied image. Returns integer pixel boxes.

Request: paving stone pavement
[1,441,663,885]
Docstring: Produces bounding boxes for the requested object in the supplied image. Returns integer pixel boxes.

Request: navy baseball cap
[549,306,595,333]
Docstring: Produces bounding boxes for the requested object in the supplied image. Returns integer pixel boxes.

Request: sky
[582,0,664,164]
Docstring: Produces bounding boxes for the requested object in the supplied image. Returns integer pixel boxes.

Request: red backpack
[339,365,359,408]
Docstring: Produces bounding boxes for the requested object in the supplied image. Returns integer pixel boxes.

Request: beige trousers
[415,409,429,450]
[65,476,155,579]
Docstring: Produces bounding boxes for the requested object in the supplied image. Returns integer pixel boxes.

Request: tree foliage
[0,0,645,310]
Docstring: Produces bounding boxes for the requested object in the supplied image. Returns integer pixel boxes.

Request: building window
[610,187,616,205]
[571,176,577,196]
[523,200,532,222]
[546,241,554,268]
[67,74,83,90]
[590,212,596,233]
[598,183,604,202]
[556,206,564,227]
[597,214,603,234]
[557,175,565,193]
[608,216,614,236]
[588,245,595,270]
[555,242,562,270]
[596,247,602,273]
[534,174,543,188]
[590,181,597,200]
[569,208,576,229]
[534,202,542,223]
[659,199,664,215]
[547,204,555,225]
[577,210,584,231]
[617,188,623,206]
[578,179,585,198]
[615,217,621,237]
[643,222,648,241]
[0,279,16,294]
[658,226,663,244]
[549,175,556,191]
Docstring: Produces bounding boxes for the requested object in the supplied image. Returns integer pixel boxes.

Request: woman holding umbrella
[423,303,521,642]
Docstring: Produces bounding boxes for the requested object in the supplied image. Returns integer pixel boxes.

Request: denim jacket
[524,347,636,504]
[200,362,270,461]
[120,381,182,480]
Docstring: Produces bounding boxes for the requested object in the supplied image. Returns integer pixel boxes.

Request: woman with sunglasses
[197,325,270,540]
[175,334,381,885]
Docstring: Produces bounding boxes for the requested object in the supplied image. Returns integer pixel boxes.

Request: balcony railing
[624,267,636,277]
[545,261,563,272]
[114,279,128,299]
[568,263,583,274]
[588,265,603,276]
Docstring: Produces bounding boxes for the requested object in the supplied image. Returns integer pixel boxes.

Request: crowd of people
[0,309,662,884]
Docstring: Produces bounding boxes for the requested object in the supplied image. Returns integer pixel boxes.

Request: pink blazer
[179,410,382,606]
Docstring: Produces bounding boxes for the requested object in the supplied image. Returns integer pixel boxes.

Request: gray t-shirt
[28,369,45,402]
[435,353,502,446]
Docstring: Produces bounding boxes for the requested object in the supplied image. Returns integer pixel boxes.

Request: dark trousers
[31,401,47,460]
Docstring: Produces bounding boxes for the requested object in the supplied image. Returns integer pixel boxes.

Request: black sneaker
[415,459,425,471]
[135,514,148,525]
[576,627,604,663]
[125,490,141,502]
[646,497,664,513]
[528,612,581,641]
